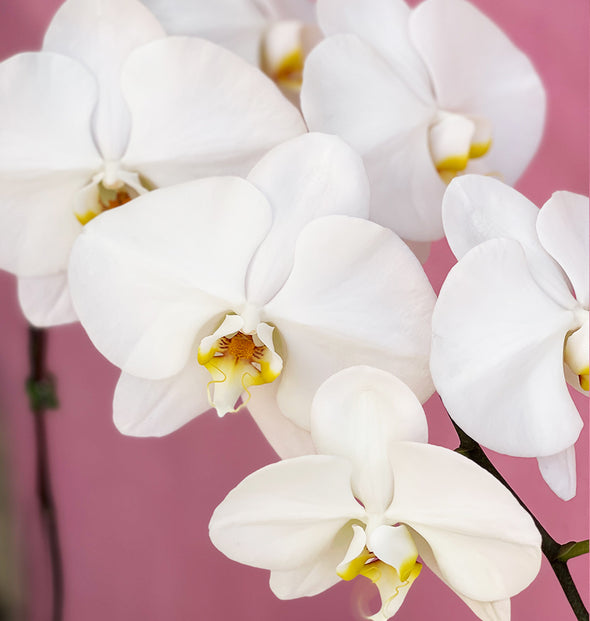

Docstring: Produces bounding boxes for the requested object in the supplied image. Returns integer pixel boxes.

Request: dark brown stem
[452,421,588,621]
[26,327,63,621]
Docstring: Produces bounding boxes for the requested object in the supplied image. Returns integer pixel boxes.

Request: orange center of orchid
[100,189,132,212]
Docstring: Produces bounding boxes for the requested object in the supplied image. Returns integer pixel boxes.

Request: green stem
[452,421,588,621]
[556,541,590,563]
[26,327,63,621]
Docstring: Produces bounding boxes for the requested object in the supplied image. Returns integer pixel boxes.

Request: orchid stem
[26,327,63,621]
[452,420,588,621]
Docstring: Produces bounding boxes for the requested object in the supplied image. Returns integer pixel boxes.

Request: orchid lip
[260,20,305,90]
[428,111,492,183]
[564,310,589,392]
[197,314,283,417]
[338,521,419,586]
[260,20,321,93]
[74,166,152,226]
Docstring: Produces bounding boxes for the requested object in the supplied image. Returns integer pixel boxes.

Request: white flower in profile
[141,0,322,101]
[300,0,545,243]
[0,0,305,327]
[431,175,588,500]
[209,366,542,621]
[68,133,436,458]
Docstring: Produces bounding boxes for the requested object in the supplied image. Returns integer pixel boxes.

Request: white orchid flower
[0,0,305,327]
[431,175,589,500]
[300,0,545,243]
[68,133,436,458]
[141,0,322,100]
[209,366,542,621]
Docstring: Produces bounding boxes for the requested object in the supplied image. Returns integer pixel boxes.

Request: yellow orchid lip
[337,532,419,584]
[579,370,589,392]
[337,547,376,581]
[361,559,422,587]
[260,20,311,93]
[198,324,283,417]
[435,153,469,173]
[469,139,492,159]
[270,47,304,91]
[564,318,589,392]
[429,112,493,183]
[75,185,133,225]
[357,560,422,621]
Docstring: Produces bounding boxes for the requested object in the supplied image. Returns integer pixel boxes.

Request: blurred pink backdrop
[0,0,587,619]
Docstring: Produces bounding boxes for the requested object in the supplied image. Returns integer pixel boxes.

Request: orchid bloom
[68,133,436,457]
[141,0,322,99]
[209,366,542,621]
[431,175,589,500]
[300,0,545,243]
[0,0,305,327]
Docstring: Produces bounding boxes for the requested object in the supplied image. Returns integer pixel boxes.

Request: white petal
[269,0,317,22]
[113,363,211,437]
[301,34,446,241]
[415,539,511,621]
[311,367,428,513]
[43,0,165,160]
[246,382,316,459]
[269,525,353,599]
[386,442,541,602]
[443,175,537,258]
[0,172,89,277]
[460,598,511,621]
[209,455,364,571]
[141,0,265,64]
[17,273,77,327]
[537,191,589,308]
[122,37,306,185]
[245,132,370,305]
[316,0,432,101]
[363,124,446,241]
[409,0,545,183]
[68,177,272,378]
[443,175,576,309]
[0,53,100,276]
[537,445,577,501]
[302,34,432,154]
[0,52,99,172]
[431,238,583,457]
[265,216,436,429]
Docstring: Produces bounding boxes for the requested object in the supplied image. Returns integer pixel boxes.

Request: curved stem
[452,421,588,621]
[26,327,63,621]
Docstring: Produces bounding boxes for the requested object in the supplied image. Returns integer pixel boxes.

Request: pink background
[0,0,587,619]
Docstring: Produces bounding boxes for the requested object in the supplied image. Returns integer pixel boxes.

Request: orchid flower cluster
[0,0,587,620]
